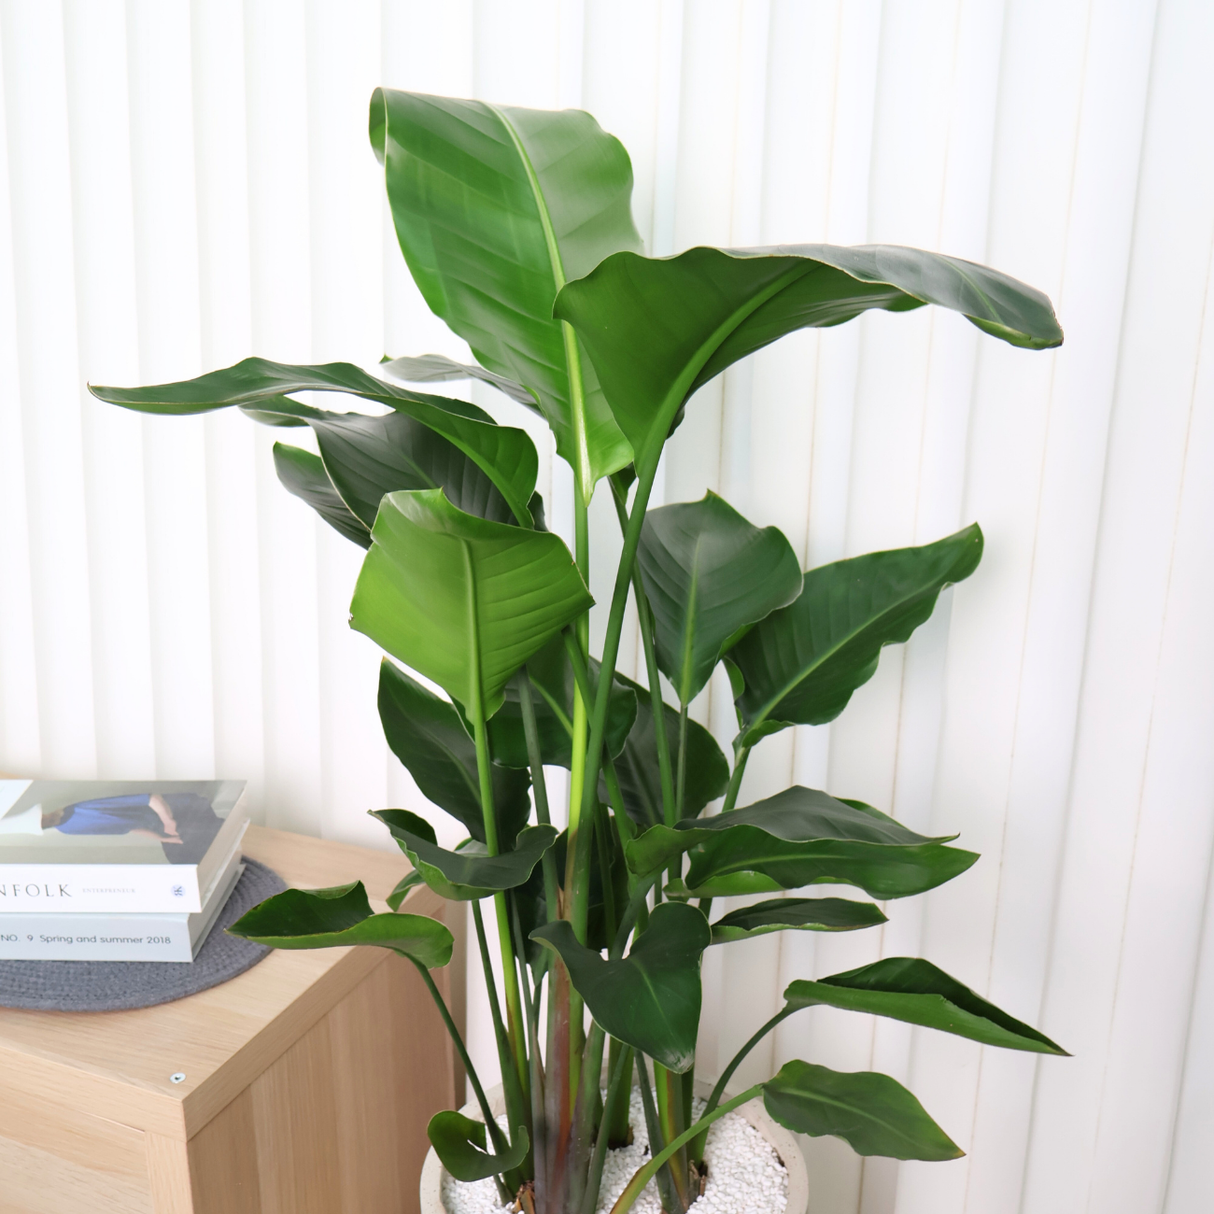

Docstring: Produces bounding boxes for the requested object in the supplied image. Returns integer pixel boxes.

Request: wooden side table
[0,826,465,1214]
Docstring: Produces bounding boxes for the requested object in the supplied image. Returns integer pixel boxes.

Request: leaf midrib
[677,536,703,706]
[488,105,595,494]
[635,262,809,478]
[772,1083,935,1151]
[692,837,936,878]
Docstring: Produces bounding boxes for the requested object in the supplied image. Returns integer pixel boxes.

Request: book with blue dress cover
[0,780,248,913]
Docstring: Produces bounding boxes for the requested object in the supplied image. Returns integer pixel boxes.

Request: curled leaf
[427,1111,529,1182]
[228,881,453,968]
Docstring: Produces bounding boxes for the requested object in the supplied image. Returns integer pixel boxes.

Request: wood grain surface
[0,825,465,1213]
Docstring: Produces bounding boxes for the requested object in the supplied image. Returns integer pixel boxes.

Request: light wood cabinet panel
[0,827,464,1214]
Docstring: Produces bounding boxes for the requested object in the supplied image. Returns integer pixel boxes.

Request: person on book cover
[39,792,222,863]
[41,793,185,843]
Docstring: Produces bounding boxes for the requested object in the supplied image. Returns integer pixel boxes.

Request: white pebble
[440,1092,788,1214]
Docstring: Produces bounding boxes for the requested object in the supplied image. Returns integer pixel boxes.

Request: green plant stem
[405,955,516,1203]
[654,1062,689,1207]
[470,709,530,1105]
[510,896,544,1188]
[544,958,575,1207]
[579,1041,634,1214]
[604,1039,634,1147]
[566,488,592,898]
[601,758,629,835]
[603,760,636,848]
[674,704,689,822]
[568,1020,608,1214]
[611,475,676,830]
[518,672,560,923]
[721,744,751,813]
[633,1053,685,1214]
[609,1086,763,1214]
[669,702,690,888]
[570,456,664,942]
[593,805,619,943]
[706,1004,796,1114]
[610,872,659,960]
[565,479,592,1086]
[472,899,530,1168]
[472,900,511,1066]
[561,628,627,951]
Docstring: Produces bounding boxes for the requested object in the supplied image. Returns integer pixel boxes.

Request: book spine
[0,915,195,962]
[0,865,203,913]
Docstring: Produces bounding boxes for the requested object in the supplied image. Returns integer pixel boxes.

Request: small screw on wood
[170,1073,186,1084]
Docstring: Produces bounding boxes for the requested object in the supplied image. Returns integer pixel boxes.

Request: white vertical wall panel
[61,0,158,780]
[1,5,1211,1212]
[1,1,96,777]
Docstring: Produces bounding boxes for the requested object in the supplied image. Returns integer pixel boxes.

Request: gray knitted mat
[0,858,287,1012]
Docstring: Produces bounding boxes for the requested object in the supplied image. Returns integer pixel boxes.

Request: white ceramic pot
[419,1076,809,1214]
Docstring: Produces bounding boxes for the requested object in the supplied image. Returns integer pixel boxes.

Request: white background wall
[1,2,1211,1212]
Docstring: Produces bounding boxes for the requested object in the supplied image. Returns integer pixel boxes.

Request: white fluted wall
[2,3,1211,1212]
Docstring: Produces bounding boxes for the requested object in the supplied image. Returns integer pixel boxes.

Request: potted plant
[91,90,1067,1214]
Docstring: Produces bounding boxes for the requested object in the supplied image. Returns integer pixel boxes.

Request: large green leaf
[228,881,453,967]
[427,1112,529,1182]
[377,660,531,845]
[530,901,710,1072]
[272,443,371,548]
[306,409,530,530]
[636,492,802,706]
[710,896,886,943]
[785,958,1067,1054]
[351,489,593,718]
[761,1060,962,1161]
[372,809,557,901]
[555,245,1062,478]
[89,357,539,526]
[381,353,536,408]
[370,89,643,488]
[627,786,977,899]
[480,635,637,769]
[607,672,729,827]
[729,525,984,747]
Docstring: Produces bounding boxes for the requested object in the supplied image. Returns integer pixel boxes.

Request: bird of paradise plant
[91,89,1067,1214]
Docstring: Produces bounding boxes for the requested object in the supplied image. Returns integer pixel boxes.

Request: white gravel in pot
[441,1091,788,1214]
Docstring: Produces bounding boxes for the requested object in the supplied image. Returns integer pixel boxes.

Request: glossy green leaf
[636,492,802,705]
[761,1060,962,1161]
[382,353,536,408]
[272,443,371,548]
[307,409,529,530]
[555,245,1062,478]
[530,902,711,1072]
[386,868,425,912]
[481,635,637,769]
[785,957,1067,1054]
[352,489,593,718]
[710,896,887,943]
[427,1112,529,1183]
[370,89,643,487]
[626,784,952,871]
[89,356,539,526]
[228,880,453,967]
[730,525,984,747]
[372,809,557,901]
[377,660,531,845]
[239,395,310,427]
[627,786,977,899]
[607,672,729,828]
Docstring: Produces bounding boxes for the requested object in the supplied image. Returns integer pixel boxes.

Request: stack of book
[0,779,249,963]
